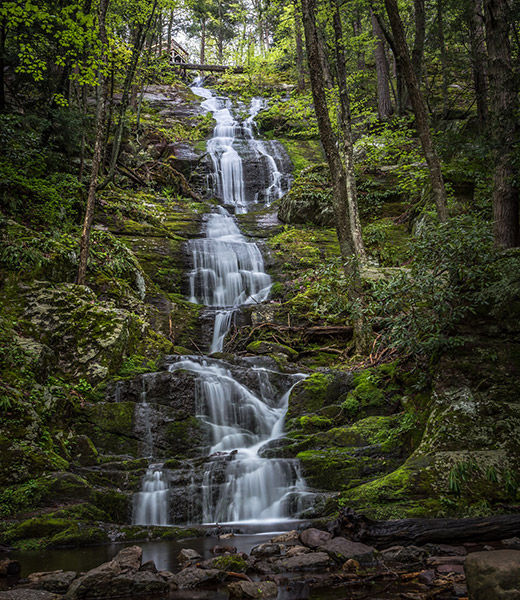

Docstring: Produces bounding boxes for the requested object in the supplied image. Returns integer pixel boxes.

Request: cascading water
[168,357,307,523]
[132,465,170,526]
[133,79,308,526]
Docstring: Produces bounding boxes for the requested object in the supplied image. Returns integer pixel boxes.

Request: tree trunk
[0,20,6,112]
[371,9,392,119]
[467,0,488,131]
[437,0,449,116]
[77,0,110,286]
[301,0,368,353]
[200,18,206,64]
[333,508,520,549]
[331,1,366,262]
[317,29,334,89]
[353,10,365,71]
[483,0,520,248]
[411,0,425,83]
[384,0,448,222]
[167,9,173,57]
[102,0,158,189]
[294,4,305,91]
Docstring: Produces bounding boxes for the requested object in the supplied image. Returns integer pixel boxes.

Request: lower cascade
[132,80,307,526]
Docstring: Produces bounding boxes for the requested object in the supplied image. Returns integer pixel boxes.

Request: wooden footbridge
[153,38,244,76]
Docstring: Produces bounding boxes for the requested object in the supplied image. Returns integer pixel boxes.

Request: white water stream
[133,81,308,526]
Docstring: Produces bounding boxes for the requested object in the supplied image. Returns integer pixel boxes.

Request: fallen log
[331,508,520,549]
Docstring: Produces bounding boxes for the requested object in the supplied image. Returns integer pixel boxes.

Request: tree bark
[437,0,449,116]
[483,0,520,248]
[301,0,368,353]
[384,0,448,222]
[0,19,6,112]
[200,18,206,64]
[467,0,488,131]
[371,9,392,119]
[411,0,425,83]
[294,4,305,91]
[77,0,110,286]
[333,508,520,549]
[331,1,366,262]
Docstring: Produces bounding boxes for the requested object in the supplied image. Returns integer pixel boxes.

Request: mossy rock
[278,164,334,227]
[246,340,298,358]
[297,447,401,491]
[3,515,108,548]
[209,554,248,572]
[84,401,138,456]
[286,371,354,422]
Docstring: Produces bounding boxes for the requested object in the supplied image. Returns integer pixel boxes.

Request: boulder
[319,537,376,563]
[0,592,62,600]
[171,567,223,589]
[274,552,334,572]
[228,580,278,599]
[139,561,157,573]
[299,528,332,549]
[65,545,171,599]
[250,544,282,558]
[464,550,520,600]
[0,558,21,577]
[285,545,310,558]
[25,570,77,593]
[270,530,299,544]
[177,548,203,567]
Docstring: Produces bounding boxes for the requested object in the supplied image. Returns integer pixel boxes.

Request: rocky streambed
[2,522,520,600]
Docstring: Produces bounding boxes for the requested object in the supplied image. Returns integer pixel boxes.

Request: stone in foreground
[228,580,278,599]
[464,549,520,600]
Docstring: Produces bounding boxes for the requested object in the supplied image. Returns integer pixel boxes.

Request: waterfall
[169,357,307,523]
[132,465,170,526]
[133,80,307,527]
[189,83,275,353]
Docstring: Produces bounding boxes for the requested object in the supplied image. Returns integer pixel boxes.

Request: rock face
[278,164,334,226]
[464,550,520,600]
[65,546,171,599]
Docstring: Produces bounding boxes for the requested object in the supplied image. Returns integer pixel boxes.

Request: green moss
[280,138,324,174]
[296,447,400,491]
[86,401,138,456]
[164,417,203,458]
[211,555,248,572]
[298,415,332,433]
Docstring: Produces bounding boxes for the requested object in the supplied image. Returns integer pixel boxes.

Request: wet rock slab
[464,549,520,600]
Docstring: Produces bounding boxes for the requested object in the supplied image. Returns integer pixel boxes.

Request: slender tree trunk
[437,0,449,116]
[353,11,365,71]
[200,18,206,64]
[317,29,334,89]
[167,9,173,58]
[483,0,519,248]
[101,0,157,189]
[384,0,448,222]
[412,0,425,82]
[371,9,392,119]
[0,20,7,112]
[301,0,368,353]
[294,4,305,91]
[332,1,366,262]
[77,0,110,286]
[467,0,488,131]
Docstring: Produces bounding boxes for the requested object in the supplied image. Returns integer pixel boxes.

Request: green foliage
[115,355,158,379]
[365,215,495,360]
